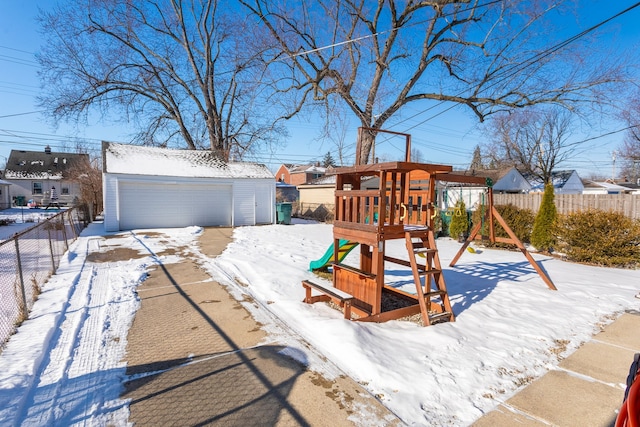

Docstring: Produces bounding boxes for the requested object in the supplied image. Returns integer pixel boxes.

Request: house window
[33,182,43,195]
[61,186,69,195]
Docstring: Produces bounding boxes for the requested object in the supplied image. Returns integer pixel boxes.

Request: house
[2,146,88,207]
[297,174,337,216]
[524,170,584,194]
[102,142,275,232]
[0,179,11,210]
[582,180,636,195]
[617,181,640,194]
[275,163,327,185]
[483,167,584,195]
[491,167,531,193]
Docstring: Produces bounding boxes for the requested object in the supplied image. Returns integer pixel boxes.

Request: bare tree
[240,0,627,164]
[619,95,640,182]
[37,0,286,160]
[65,156,103,218]
[483,107,575,183]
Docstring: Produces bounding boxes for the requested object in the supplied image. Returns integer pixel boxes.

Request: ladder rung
[417,269,442,276]
[413,247,436,254]
[428,312,453,323]
[423,290,446,298]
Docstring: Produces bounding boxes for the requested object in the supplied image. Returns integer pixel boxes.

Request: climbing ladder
[405,228,455,326]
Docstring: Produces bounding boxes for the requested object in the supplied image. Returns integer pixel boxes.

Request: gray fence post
[13,237,28,320]
[61,215,69,252]
[47,227,57,275]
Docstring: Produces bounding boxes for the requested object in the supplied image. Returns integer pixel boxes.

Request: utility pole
[611,150,617,182]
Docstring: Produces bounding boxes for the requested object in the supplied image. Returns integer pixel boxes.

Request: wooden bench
[302,279,355,319]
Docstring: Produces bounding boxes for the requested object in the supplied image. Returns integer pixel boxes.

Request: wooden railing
[335,188,434,229]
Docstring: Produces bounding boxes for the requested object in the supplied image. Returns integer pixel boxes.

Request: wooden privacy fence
[494,193,640,219]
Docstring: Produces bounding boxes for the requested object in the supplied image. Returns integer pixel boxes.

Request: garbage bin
[276,202,292,225]
[15,196,25,207]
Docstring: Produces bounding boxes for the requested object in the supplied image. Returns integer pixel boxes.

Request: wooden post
[488,187,495,243]
[491,206,557,290]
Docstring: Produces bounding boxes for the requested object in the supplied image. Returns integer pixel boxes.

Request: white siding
[103,174,119,232]
[233,181,256,226]
[255,183,275,224]
[119,181,231,230]
[232,180,276,226]
[104,173,275,231]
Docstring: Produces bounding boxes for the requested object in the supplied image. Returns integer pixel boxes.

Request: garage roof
[102,142,273,179]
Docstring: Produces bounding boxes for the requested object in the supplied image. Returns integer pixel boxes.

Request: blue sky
[1,1,639,178]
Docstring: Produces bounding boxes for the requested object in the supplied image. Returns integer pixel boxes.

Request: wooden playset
[303,128,555,326]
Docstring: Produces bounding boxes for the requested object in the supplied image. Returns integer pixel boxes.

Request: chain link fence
[0,207,89,353]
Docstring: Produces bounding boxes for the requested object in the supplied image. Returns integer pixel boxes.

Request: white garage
[102,142,275,232]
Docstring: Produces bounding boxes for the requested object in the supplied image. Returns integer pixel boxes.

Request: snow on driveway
[0,225,197,426]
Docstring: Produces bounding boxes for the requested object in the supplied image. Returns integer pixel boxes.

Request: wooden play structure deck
[303,128,555,326]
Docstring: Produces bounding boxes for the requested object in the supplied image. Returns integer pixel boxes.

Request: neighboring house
[0,179,11,210]
[297,174,337,209]
[582,180,636,195]
[3,146,88,207]
[617,181,640,195]
[491,167,531,193]
[275,163,327,185]
[439,168,515,212]
[480,167,584,195]
[524,170,584,194]
[102,142,275,232]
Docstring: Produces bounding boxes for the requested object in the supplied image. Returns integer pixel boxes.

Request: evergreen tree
[448,199,469,241]
[531,183,558,252]
[469,145,483,170]
[322,151,336,168]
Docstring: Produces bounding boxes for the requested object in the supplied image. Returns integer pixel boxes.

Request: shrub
[431,207,444,237]
[531,184,558,252]
[448,199,469,240]
[558,210,640,267]
[471,203,535,247]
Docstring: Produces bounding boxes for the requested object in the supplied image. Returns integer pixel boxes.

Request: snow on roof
[584,181,632,192]
[524,170,576,190]
[289,164,327,174]
[103,142,273,179]
[4,149,89,180]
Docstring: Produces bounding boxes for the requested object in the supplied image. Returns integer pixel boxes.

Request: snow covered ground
[0,207,62,240]
[0,218,638,426]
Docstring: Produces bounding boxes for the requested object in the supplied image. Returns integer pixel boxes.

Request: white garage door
[119,182,232,230]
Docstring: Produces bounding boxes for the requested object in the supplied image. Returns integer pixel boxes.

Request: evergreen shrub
[448,199,469,240]
[531,184,558,252]
[558,210,640,267]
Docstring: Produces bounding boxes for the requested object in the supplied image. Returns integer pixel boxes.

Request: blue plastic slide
[309,240,359,271]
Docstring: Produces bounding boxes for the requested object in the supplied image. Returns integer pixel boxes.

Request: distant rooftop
[4,146,89,180]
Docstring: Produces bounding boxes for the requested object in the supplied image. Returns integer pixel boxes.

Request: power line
[0,111,46,119]
[386,2,640,141]
[0,45,35,55]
